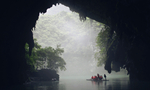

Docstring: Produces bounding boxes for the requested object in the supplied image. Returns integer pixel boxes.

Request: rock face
[0,0,58,86]
[0,0,150,86]
[29,69,59,81]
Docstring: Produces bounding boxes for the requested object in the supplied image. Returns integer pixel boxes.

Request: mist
[33,4,128,78]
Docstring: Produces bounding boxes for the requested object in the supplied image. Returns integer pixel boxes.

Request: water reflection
[24,81,59,90]
[90,78,129,90]
[91,80,103,86]
[9,78,150,90]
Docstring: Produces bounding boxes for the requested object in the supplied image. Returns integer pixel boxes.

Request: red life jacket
[100,76,103,79]
[94,76,98,80]
[93,76,96,79]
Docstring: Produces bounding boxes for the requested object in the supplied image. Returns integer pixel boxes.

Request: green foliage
[25,39,40,71]
[25,39,66,72]
[36,45,66,71]
[33,12,101,49]
[95,25,109,66]
[95,25,117,67]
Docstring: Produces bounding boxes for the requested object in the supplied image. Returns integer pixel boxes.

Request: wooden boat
[86,79,109,81]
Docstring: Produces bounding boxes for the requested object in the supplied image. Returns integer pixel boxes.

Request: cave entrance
[32,4,127,77]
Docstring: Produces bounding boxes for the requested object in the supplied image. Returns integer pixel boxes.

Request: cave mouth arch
[33,4,125,75]
[33,4,108,77]
[1,0,150,86]
[33,3,128,77]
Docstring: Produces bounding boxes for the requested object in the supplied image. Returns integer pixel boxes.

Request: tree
[36,45,66,72]
[95,25,121,73]
[25,39,66,72]
[95,25,110,66]
[25,38,41,71]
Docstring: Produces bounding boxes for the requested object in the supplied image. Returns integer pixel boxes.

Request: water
[9,76,150,90]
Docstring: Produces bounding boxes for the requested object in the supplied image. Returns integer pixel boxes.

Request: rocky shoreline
[26,69,59,83]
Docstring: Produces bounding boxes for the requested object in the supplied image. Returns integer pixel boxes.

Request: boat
[86,79,109,81]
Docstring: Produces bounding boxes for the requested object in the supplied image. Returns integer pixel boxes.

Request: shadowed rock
[0,0,150,87]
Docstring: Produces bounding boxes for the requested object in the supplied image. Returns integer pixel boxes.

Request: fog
[34,4,128,79]
[45,4,71,15]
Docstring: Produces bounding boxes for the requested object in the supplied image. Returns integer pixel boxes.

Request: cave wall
[0,0,58,86]
[0,0,150,86]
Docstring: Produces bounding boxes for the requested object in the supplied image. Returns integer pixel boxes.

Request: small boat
[86,79,109,81]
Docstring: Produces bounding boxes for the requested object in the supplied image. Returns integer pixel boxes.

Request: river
[9,76,150,90]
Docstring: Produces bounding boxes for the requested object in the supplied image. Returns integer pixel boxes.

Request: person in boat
[104,74,106,79]
[93,75,98,80]
[97,73,100,80]
[91,76,94,79]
